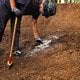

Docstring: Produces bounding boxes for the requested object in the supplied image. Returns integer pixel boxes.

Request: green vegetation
[55,0,80,3]
[74,0,80,3]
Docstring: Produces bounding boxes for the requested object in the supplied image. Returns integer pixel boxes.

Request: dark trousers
[0,2,22,51]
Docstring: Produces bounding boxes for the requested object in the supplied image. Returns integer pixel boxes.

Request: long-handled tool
[7,17,18,67]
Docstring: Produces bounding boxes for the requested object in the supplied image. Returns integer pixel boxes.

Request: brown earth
[0,3,80,80]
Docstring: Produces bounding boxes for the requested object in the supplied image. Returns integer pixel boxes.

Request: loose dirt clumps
[0,3,80,80]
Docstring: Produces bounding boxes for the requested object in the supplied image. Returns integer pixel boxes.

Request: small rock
[42,76,52,80]
[16,73,19,76]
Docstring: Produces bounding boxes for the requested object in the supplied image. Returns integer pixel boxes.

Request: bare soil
[0,3,80,80]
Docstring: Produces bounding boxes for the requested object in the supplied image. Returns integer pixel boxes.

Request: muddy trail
[0,3,80,80]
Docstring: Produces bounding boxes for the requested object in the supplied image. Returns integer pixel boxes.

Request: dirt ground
[0,3,80,80]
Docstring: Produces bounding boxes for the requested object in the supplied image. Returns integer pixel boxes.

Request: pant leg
[10,15,22,51]
[0,13,4,42]
[0,3,10,42]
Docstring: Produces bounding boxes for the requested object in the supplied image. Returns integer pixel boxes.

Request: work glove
[12,7,22,16]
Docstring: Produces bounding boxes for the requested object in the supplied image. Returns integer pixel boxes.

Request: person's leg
[0,6,9,42]
[0,14,4,42]
[32,18,43,46]
[31,18,39,39]
[10,15,22,51]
